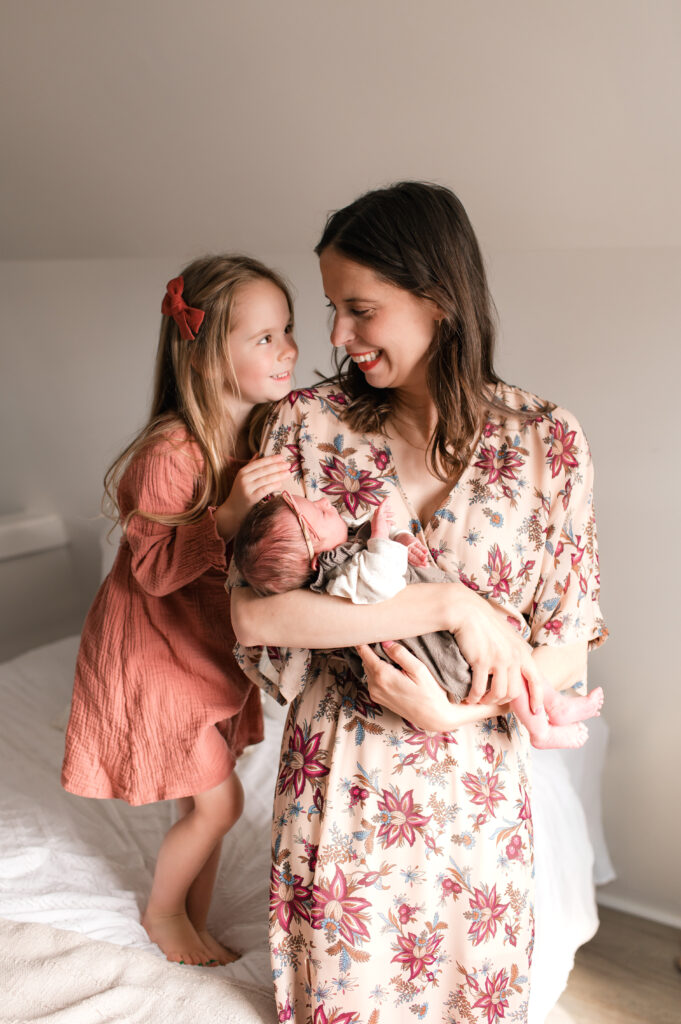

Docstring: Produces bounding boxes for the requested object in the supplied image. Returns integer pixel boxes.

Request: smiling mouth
[351,350,382,370]
[271,371,291,380]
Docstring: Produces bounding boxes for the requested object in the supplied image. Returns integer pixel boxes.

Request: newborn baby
[233,492,603,748]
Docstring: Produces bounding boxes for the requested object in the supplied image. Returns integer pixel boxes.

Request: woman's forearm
[531,641,588,692]
[231,582,459,649]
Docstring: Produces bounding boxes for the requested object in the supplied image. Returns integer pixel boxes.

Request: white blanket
[0,636,612,1023]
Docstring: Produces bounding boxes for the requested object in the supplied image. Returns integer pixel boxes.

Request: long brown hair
[104,254,294,529]
[315,181,508,482]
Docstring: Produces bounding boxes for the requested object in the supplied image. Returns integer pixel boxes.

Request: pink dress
[62,431,263,806]
[231,382,607,1024]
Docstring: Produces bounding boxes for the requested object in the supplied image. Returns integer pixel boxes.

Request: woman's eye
[325,301,335,311]
[351,308,372,318]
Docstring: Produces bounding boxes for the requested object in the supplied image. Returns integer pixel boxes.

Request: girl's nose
[280,335,298,362]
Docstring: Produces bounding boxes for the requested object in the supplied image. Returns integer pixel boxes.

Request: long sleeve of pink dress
[62,432,263,806]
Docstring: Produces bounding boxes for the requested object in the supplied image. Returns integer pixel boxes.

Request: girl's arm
[231,580,546,708]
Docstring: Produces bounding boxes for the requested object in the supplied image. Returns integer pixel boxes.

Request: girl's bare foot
[142,910,215,966]
[197,929,240,965]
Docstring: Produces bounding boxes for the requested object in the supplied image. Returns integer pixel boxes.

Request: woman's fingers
[467,658,490,704]
[380,640,429,681]
[522,660,546,714]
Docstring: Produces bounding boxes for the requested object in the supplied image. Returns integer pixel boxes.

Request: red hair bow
[161,277,205,341]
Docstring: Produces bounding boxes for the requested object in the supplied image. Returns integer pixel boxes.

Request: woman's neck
[388,391,438,450]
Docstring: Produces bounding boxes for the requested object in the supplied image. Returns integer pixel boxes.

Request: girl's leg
[142,773,243,965]
[542,684,604,725]
[187,773,244,963]
[511,684,589,749]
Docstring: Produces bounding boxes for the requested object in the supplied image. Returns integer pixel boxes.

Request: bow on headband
[161,276,205,341]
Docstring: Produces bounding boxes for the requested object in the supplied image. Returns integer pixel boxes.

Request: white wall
[1,246,678,926]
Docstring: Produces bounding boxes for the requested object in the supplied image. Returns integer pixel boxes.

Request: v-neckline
[384,427,485,541]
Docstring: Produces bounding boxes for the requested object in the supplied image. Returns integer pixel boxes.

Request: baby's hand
[371,498,395,540]
[400,537,429,567]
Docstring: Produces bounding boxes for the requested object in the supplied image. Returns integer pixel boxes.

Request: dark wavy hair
[315,181,509,482]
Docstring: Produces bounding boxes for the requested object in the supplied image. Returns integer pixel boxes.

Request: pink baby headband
[281,491,317,564]
[161,276,205,341]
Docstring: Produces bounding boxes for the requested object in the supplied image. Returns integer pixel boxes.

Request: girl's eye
[284,323,293,334]
[256,335,272,345]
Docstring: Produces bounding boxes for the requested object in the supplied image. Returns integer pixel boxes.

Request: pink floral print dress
[231,381,606,1024]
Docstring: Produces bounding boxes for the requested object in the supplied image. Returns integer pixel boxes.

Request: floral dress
[231,381,606,1024]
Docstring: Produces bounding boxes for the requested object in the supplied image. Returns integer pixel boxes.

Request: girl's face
[319,247,442,395]
[226,278,298,405]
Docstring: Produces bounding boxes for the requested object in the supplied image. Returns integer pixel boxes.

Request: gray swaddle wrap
[310,521,472,703]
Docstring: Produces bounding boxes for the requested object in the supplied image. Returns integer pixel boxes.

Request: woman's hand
[214,454,289,540]
[446,584,545,713]
[356,641,508,732]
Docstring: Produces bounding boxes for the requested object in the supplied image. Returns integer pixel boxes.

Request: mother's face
[319,247,442,394]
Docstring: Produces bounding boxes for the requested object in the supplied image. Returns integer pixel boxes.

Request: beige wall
[1,247,679,927]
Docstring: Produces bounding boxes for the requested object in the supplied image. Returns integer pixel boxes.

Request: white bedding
[0,636,613,1023]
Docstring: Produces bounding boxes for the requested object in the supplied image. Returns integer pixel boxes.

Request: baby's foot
[531,721,589,750]
[142,910,215,966]
[548,687,604,726]
[197,929,240,965]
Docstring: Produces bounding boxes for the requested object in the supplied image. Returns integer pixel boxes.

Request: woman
[231,182,606,1023]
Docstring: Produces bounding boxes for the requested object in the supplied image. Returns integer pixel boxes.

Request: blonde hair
[104,254,294,530]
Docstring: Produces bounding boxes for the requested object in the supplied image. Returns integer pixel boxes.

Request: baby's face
[293,496,348,552]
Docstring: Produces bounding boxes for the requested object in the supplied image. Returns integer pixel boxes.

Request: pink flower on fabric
[462,770,506,818]
[311,865,371,947]
[313,1006,359,1024]
[518,788,533,822]
[286,388,317,405]
[485,545,513,599]
[473,968,511,1023]
[467,885,509,945]
[547,419,579,478]
[285,443,304,477]
[277,724,329,798]
[320,456,384,516]
[404,725,457,761]
[269,862,312,934]
[474,443,524,486]
[375,788,432,848]
[391,928,443,981]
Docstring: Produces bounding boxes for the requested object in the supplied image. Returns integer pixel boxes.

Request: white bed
[0,634,613,1024]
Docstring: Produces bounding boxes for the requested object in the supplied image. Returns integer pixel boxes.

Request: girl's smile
[226,278,298,405]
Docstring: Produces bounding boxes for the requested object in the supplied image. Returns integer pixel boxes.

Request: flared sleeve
[528,413,607,651]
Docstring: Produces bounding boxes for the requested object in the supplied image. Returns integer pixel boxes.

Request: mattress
[0,636,613,1023]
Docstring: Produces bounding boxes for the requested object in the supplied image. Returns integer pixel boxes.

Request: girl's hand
[214,454,289,540]
[356,641,459,731]
[446,584,545,713]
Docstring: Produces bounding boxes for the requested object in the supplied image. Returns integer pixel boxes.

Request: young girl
[61,254,297,967]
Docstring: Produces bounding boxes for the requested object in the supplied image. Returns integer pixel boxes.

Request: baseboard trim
[597,889,681,931]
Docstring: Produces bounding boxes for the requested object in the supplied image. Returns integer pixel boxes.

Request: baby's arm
[371,497,428,566]
[325,537,409,603]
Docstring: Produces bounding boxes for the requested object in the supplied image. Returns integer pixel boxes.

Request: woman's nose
[329,313,353,349]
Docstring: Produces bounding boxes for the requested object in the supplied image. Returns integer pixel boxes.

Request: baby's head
[233,492,348,597]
